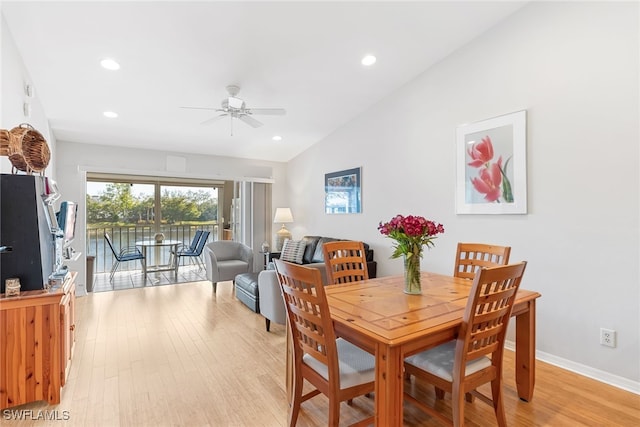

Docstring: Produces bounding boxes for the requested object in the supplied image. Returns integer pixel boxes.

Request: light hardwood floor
[5,281,639,426]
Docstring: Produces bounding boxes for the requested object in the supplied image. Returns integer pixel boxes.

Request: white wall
[287,2,639,390]
[1,15,55,175]
[55,141,288,293]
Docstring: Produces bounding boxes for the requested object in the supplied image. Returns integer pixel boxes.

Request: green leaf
[499,156,514,203]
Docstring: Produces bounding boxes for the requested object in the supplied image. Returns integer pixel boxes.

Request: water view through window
[87,179,220,274]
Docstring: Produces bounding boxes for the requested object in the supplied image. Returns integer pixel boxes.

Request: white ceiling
[2,1,526,163]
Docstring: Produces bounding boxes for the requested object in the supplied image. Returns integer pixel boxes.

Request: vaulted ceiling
[2,1,526,162]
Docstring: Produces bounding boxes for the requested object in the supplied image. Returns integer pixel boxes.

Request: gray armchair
[204,241,254,292]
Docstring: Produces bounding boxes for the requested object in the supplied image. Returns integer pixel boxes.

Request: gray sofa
[269,235,377,283]
[254,236,377,330]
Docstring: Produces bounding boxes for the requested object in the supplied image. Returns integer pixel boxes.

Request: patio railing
[87,224,218,273]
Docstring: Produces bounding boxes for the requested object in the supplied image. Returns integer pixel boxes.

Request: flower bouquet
[378,215,444,294]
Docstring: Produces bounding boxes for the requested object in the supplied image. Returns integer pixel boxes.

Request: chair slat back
[189,230,204,251]
[322,240,369,285]
[104,232,120,260]
[194,231,210,254]
[275,259,338,369]
[454,243,511,280]
[456,262,527,373]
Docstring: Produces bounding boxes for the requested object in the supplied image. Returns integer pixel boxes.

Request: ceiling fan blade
[180,106,218,111]
[246,108,286,116]
[238,114,263,128]
[200,114,228,126]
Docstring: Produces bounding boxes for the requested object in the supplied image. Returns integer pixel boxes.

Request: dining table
[135,239,181,276]
[319,270,541,427]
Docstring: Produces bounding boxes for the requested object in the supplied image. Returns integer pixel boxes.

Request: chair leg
[265,318,271,332]
[212,282,217,293]
[491,378,507,427]
[288,366,304,427]
[452,383,465,427]
[328,396,341,427]
[109,260,120,282]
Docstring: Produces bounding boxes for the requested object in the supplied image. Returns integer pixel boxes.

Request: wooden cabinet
[60,280,76,386]
[0,272,76,409]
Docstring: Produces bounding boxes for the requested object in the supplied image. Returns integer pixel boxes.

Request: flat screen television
[57,201,78,248]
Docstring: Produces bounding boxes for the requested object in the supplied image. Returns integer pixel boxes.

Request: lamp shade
[274,208,294,223]
[274,208,294,251]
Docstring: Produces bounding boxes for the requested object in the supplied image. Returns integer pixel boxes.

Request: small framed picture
[456,110,527,214]
[325,167,362,214]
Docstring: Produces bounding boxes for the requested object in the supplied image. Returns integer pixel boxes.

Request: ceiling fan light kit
[227,96,244,109]
[182,85,286,135]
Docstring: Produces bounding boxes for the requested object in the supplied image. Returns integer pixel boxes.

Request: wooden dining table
[323,271,541,427]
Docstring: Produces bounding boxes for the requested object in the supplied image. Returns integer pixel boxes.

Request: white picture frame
[456,110,527,214]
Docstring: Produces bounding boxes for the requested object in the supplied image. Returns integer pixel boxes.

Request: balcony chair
[274,259,375,427]
[172,230,209,273]
[203,241,253,292]
[453,243,511,280]
[104,232,146,283]
[404,262,528,427]
[322,240,369,285]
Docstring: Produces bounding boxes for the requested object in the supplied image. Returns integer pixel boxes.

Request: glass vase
[403,249,422,295]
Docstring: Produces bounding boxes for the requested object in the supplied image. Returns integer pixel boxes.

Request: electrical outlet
[600,328,616,348]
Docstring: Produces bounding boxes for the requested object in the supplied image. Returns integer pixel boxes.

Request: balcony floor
[91,264,208,293]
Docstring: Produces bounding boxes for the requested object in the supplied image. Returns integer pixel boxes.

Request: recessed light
[361,54,377,66]
[272,135,282,141]
[103,111,118,118]
[100,58,120,70]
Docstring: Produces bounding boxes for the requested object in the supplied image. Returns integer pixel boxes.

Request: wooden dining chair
[404,262,527,427]
[322,240,369,285]
[453,243,511,280]
[274,259,375,427]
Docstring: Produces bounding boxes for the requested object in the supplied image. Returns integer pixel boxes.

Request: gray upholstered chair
[257,270,287,332]
[204,241,253,292]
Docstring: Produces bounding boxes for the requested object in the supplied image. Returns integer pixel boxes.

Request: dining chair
[104,232,146,283]
[403,261,527,427]
[322,240,369,285]
[453,243,511,281]
[172,230,209,272]
[274,259,375,427]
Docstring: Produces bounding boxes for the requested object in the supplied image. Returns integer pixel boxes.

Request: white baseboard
[504,341,640,395]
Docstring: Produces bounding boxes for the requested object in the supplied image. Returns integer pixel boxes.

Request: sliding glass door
[86,175,223,273]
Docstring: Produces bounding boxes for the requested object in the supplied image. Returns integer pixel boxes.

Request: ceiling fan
[181,85,286,135]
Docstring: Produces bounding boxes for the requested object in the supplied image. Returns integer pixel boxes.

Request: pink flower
[467,136,494,168]
[378,214,445,259]
[470,161,502,202]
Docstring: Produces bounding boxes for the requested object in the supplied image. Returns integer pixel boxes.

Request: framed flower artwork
[325,167,362,214]
[456,110,527,214]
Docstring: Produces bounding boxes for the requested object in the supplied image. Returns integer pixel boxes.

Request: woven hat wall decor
[0,123,50,175]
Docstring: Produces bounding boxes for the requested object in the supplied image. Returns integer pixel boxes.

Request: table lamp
[274,207,294,251]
